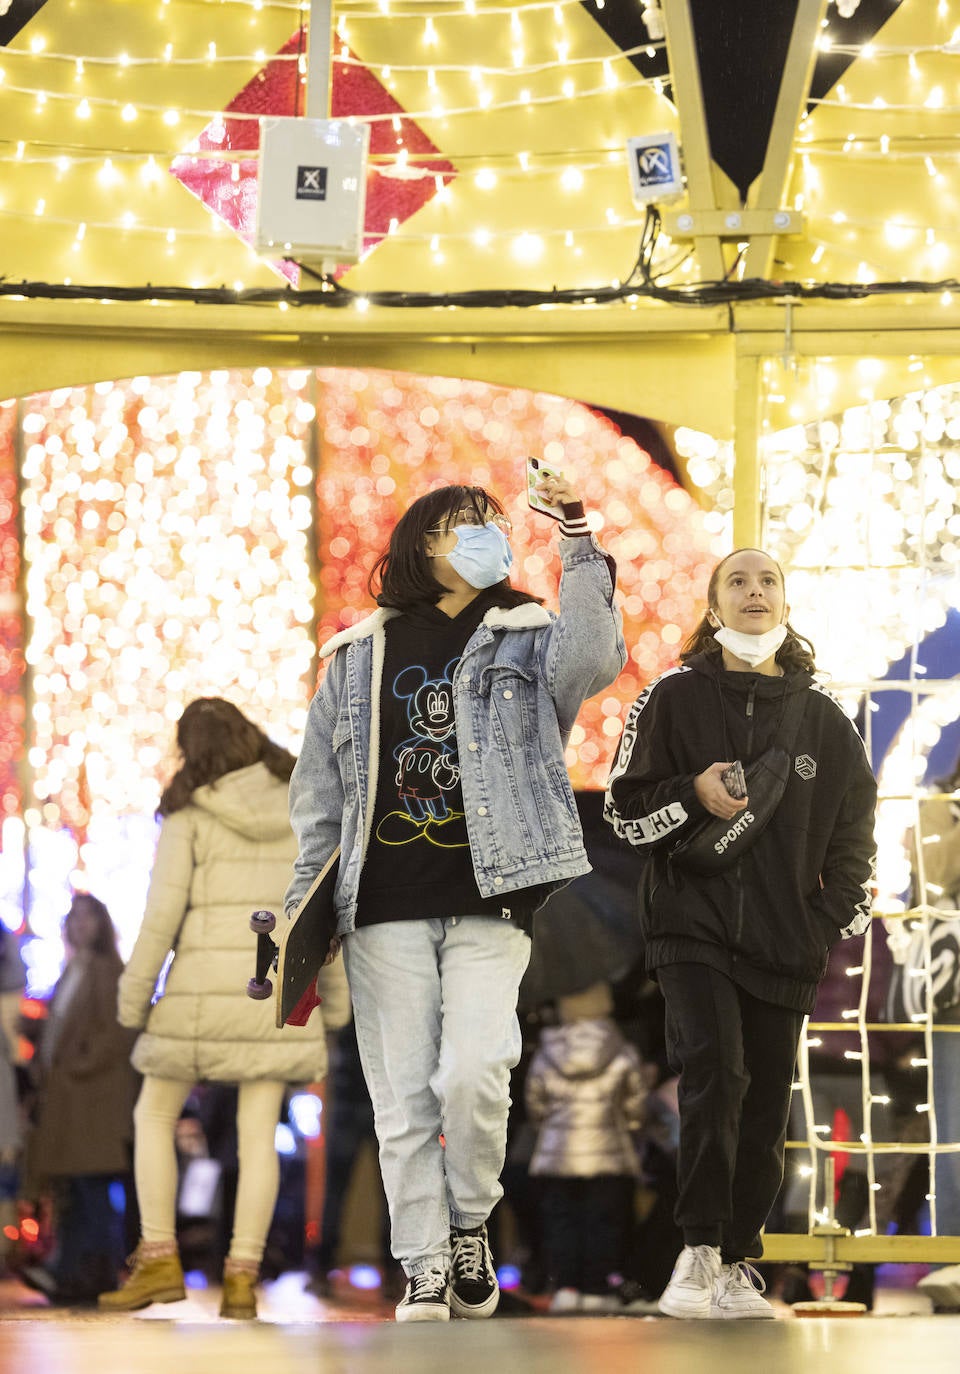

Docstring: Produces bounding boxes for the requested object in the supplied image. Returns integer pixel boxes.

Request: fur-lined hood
[320,603,553,660]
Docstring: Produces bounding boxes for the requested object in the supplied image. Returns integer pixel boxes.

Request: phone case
[721,761,747,800]
[526,456,564,521]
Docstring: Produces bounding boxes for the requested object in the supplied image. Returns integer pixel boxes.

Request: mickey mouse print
[375,658,470,850]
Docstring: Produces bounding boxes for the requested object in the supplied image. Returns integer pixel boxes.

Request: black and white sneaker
[395,1267,450,1323]
[449,1223,499,1319]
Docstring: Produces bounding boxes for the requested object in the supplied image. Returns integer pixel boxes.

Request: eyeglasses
[428,508,512,535]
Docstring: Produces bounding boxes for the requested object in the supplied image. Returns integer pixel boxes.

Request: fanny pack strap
[770,685,808,764]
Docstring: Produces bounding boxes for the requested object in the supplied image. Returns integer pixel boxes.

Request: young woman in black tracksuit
[604,549,876,1320]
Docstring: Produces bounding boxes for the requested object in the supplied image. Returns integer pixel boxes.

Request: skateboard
[245,846,341,1028]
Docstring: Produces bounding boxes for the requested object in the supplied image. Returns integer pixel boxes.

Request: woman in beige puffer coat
[99,698,349,1321]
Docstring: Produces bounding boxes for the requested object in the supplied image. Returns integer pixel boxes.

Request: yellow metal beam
[0,301,737,437]
[1,296,958,455]
[733,351,762,547]
[660,0,727,281]
[742,0,827,280]
[762,1233,960,1264]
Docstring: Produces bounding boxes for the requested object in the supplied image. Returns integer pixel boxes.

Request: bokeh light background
[0,368,724,993]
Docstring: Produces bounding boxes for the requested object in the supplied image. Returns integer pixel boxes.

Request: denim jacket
[285,533,625,932]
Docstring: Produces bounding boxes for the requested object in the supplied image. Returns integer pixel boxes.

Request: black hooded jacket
[603,652,877,1013]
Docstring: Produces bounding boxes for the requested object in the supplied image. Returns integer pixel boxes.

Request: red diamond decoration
[170,32,456,283]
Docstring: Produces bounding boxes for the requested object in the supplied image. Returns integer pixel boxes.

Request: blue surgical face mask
[431,521,513,589]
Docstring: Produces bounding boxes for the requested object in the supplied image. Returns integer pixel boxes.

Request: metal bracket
[664,209,805,240]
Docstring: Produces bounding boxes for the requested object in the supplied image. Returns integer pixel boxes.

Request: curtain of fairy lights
[754,370,960,1242]
[0,401,26,941]
[13,370,317,992]
[3,367,724,995]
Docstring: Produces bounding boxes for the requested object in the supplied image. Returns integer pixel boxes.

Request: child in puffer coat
[526,982,647,1313]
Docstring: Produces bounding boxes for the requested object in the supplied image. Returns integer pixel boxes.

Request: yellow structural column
[732,347,763,550]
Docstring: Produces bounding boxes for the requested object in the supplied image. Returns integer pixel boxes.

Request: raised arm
[534,482,625,730]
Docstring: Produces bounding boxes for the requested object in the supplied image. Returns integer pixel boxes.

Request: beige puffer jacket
[119,761,349,1082]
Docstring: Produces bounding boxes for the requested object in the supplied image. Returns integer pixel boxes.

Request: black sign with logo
[632,141,676,191]
[296,166,328,201]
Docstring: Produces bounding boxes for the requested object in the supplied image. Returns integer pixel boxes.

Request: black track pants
[656,961,804,1262]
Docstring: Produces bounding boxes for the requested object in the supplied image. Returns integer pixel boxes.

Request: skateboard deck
[275,846,341,1028]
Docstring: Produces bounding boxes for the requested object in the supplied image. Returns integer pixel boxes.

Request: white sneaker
[658,1245,722,1319]
[918,1263,960,1311]
[712,1261,775,1319]
[548,1287,582,1314]
[395,1268,450,1322]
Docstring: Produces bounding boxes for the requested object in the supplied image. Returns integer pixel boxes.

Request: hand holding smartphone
[526,455,565,521]
[721,761,747,801]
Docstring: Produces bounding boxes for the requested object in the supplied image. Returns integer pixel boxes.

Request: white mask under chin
[713,623,788,668]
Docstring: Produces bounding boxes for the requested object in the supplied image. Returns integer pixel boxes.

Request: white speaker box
[255,117,370,266]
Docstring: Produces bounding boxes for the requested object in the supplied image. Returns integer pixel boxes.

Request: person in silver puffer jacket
[526,982,647,1312]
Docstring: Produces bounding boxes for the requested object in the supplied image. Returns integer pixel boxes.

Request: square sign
[295,166,328,201]
[626,132,683,205]
[255,117,370,265]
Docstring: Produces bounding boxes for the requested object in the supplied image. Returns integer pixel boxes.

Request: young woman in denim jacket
[286,479,624,1322]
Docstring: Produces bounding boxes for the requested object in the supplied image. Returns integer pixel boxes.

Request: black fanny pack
[668,689,807,877]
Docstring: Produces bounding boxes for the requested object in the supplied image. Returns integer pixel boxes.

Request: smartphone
[721,760,747,800]
[526,455,565,521]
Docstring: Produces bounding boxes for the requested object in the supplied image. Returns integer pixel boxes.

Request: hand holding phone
[526,455,565,521]
[721,761,747,801]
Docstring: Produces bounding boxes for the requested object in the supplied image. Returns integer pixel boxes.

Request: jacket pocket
[478,664,537,747]
[332,719,358,803]
[807,886,842,949]
[547,762,579,823]
[475,661,536,696]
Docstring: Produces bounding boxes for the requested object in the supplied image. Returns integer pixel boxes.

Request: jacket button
[477,806,488,816]
[493,876,503,886]
[467,742,479,751]
[502,689,513,699]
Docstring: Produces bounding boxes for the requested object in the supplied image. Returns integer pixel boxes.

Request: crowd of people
[4,472,957,1323]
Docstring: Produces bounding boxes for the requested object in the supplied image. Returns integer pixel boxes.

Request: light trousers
[343,917,531,1277]
[133,1075,286,1263]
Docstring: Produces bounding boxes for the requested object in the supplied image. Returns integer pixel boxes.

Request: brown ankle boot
[98,1247,186,1312]
[220,1262,258,1320]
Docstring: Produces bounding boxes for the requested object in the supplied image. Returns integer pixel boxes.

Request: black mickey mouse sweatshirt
[355,594,535,930]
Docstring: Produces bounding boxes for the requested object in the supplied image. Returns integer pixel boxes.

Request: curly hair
[679,548,817,675]
[158,697,296,816]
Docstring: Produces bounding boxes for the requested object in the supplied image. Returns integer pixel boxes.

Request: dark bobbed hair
[369,484,540,612]
[679,547,817,675]
[159,697,296,816]
[64,892,121,963]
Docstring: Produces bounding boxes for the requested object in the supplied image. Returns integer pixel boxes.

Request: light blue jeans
[343,917,531,1277]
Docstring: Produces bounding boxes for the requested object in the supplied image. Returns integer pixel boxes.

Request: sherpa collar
[319,602,551,660]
